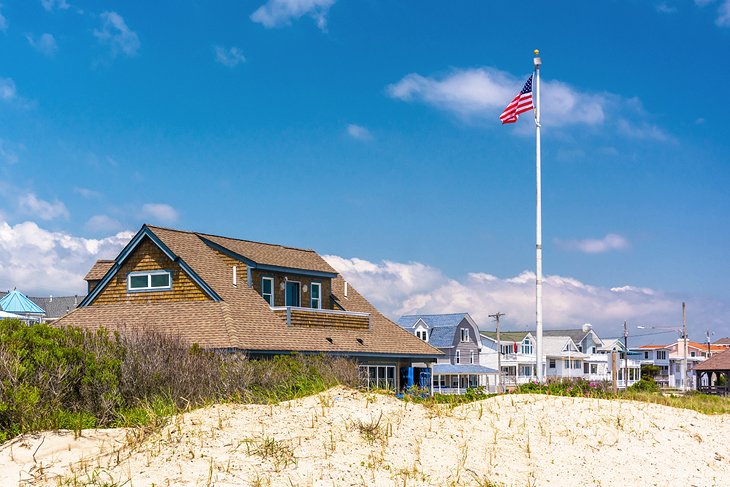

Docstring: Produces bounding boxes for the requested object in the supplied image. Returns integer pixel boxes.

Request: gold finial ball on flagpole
[534,49,539,56]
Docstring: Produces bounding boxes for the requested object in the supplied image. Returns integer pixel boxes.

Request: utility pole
[681,302,688,391]
[489,312,506,393]
[624,320,629,389]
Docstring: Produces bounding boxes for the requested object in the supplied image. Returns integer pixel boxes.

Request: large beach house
[55,224,442,390]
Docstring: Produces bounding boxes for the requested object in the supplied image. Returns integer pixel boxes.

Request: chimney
[49,295,53,303]
[74,295,77,306]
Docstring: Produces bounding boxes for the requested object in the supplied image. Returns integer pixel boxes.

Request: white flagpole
[533,50,544,382]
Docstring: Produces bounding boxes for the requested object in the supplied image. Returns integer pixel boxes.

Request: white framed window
[415,328,428,342]
[310,282,322,309]
[127,270,171,292]
[549,359,556,369]
[590,364,598,374]
[520,338,533,355]
[644,351,649,359]
[470,351,475,364]
[460,328,469,342]
[657,350,667,360]
[261,277,274,306]
[574,360,582,369]
[455,350,461,364]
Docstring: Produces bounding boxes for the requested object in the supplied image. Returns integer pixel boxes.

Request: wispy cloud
[26,33,58,57]
[85,214,122,233]
[18,193,69,220]
[214,45,246,67]
[94,11,140,58]
[324,255,730,339]
[0,219,132,295]
[40,0,70,12]
[0,139,20,165]
[141,203,178,224]
[656,3,678,14]
[387,67,606,127]
[251,0,336,31]
[73,187,101,199]
[555,233,629,254]
[0,78,16,101]
[346,123,373,141]
[717,0,730,26]
[0,5,7,32]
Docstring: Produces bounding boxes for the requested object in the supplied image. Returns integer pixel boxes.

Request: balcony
[271,306,370,330]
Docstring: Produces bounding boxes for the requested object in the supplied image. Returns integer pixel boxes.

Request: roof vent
[233,265,238,288]
[344,281,349,299]
[356,338,364,345]
[326,337,333,344]
[582,323,592,333]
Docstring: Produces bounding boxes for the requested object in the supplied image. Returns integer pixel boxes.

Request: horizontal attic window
[127,270,172,292]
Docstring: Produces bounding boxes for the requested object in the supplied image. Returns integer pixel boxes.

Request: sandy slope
[1,387,729,486]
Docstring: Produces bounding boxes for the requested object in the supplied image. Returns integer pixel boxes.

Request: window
[549,359,556,369]
[644,352,649,359]
[461,328,470,342]
[261,277,274,306]
[358,365,396,390]
[127,270,171,292]
[285,281,300,307]
[574,360,582,369]
[455,350,461,364]
[470,351,475,364]
[583,363,589,374]
[520,338,533,355]
[590,364,598,374]
[520,365,533,377]
[690,351,696,357]
[564,359,571,368]
[657,350,667,360]
[416,328,428,342]
[310,282,322,309]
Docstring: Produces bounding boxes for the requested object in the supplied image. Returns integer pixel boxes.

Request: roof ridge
[197,232,317,254]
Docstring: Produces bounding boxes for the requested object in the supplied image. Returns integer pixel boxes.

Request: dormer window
[127,270,172,292]
[310,282,322,309]
[460,328,470,342]
[416,327,428,342]
[520,338,533,355]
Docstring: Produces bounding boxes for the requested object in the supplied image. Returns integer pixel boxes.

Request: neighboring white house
[479,331,537,387]
[635,340,726,389]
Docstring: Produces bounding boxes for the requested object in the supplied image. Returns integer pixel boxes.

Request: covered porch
[431,364,498,394]
[694,349,730,395]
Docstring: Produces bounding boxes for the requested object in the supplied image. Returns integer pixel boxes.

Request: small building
[695,349,730,396]
[0,289,46,323]
[55,224,442,390]
[397,313,497,394]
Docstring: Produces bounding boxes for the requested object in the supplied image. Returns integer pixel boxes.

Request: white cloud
[141,203,178,224]
[214,45,246,67]
[27,33,58,57]
[41,0,70,11]
[346,123,373,141]
[0,78,16,101]
[387,67,606,127]
[324,255,730,341]
[617,119,672,142]
[0,220,132,295]
[0,139,19,164]
[94,11,140,58]
[717,0,730,25]
[18,193,69,220]
[85,214,122,233]
[251,0,336,30]
[555,234,629,254]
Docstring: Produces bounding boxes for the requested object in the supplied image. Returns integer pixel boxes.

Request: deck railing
[271,306,370,330]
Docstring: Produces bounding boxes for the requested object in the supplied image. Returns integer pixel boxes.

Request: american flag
[499,75,534,124]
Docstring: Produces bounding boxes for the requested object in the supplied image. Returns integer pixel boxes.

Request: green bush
[0,319,358,443]
[628,378,660,393]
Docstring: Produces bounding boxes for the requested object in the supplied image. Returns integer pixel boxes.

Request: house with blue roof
[396,313,497,394]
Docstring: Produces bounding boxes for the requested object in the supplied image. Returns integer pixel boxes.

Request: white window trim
[455,350,461,364]
[127,270,172,292]
[469,351,475,364]
[310,282,322,309]
[461,328,469,342]
[415,327,428,342]
[262,276,274,306]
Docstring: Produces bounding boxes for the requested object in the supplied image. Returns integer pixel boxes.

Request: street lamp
[637,302,688,391]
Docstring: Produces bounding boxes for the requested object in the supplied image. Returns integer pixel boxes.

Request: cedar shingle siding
[92,237,210,305]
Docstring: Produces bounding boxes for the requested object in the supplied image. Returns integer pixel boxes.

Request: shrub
[0,319,358,442]
[628,378,660,393]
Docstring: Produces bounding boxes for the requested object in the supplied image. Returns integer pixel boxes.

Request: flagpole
[533,50,544,383]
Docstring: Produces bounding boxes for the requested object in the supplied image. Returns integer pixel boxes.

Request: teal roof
[0,290,46,315]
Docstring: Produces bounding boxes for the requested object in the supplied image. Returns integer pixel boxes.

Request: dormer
[413,318,429,342]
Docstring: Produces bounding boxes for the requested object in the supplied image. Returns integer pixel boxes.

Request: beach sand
[1,387,729,486]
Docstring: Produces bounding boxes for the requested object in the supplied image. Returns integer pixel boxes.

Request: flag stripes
[499,75,534,124]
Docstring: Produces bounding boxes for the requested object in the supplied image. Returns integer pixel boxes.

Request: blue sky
[1,0,729,344]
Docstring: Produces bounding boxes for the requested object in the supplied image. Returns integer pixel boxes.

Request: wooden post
[612,350,618,394]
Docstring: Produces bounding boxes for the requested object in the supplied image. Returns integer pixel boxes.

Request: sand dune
[1,387,729,486]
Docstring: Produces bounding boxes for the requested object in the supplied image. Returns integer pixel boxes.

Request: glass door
[285,281,300,307]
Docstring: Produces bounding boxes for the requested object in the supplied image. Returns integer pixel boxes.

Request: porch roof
[432,364,497,375]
